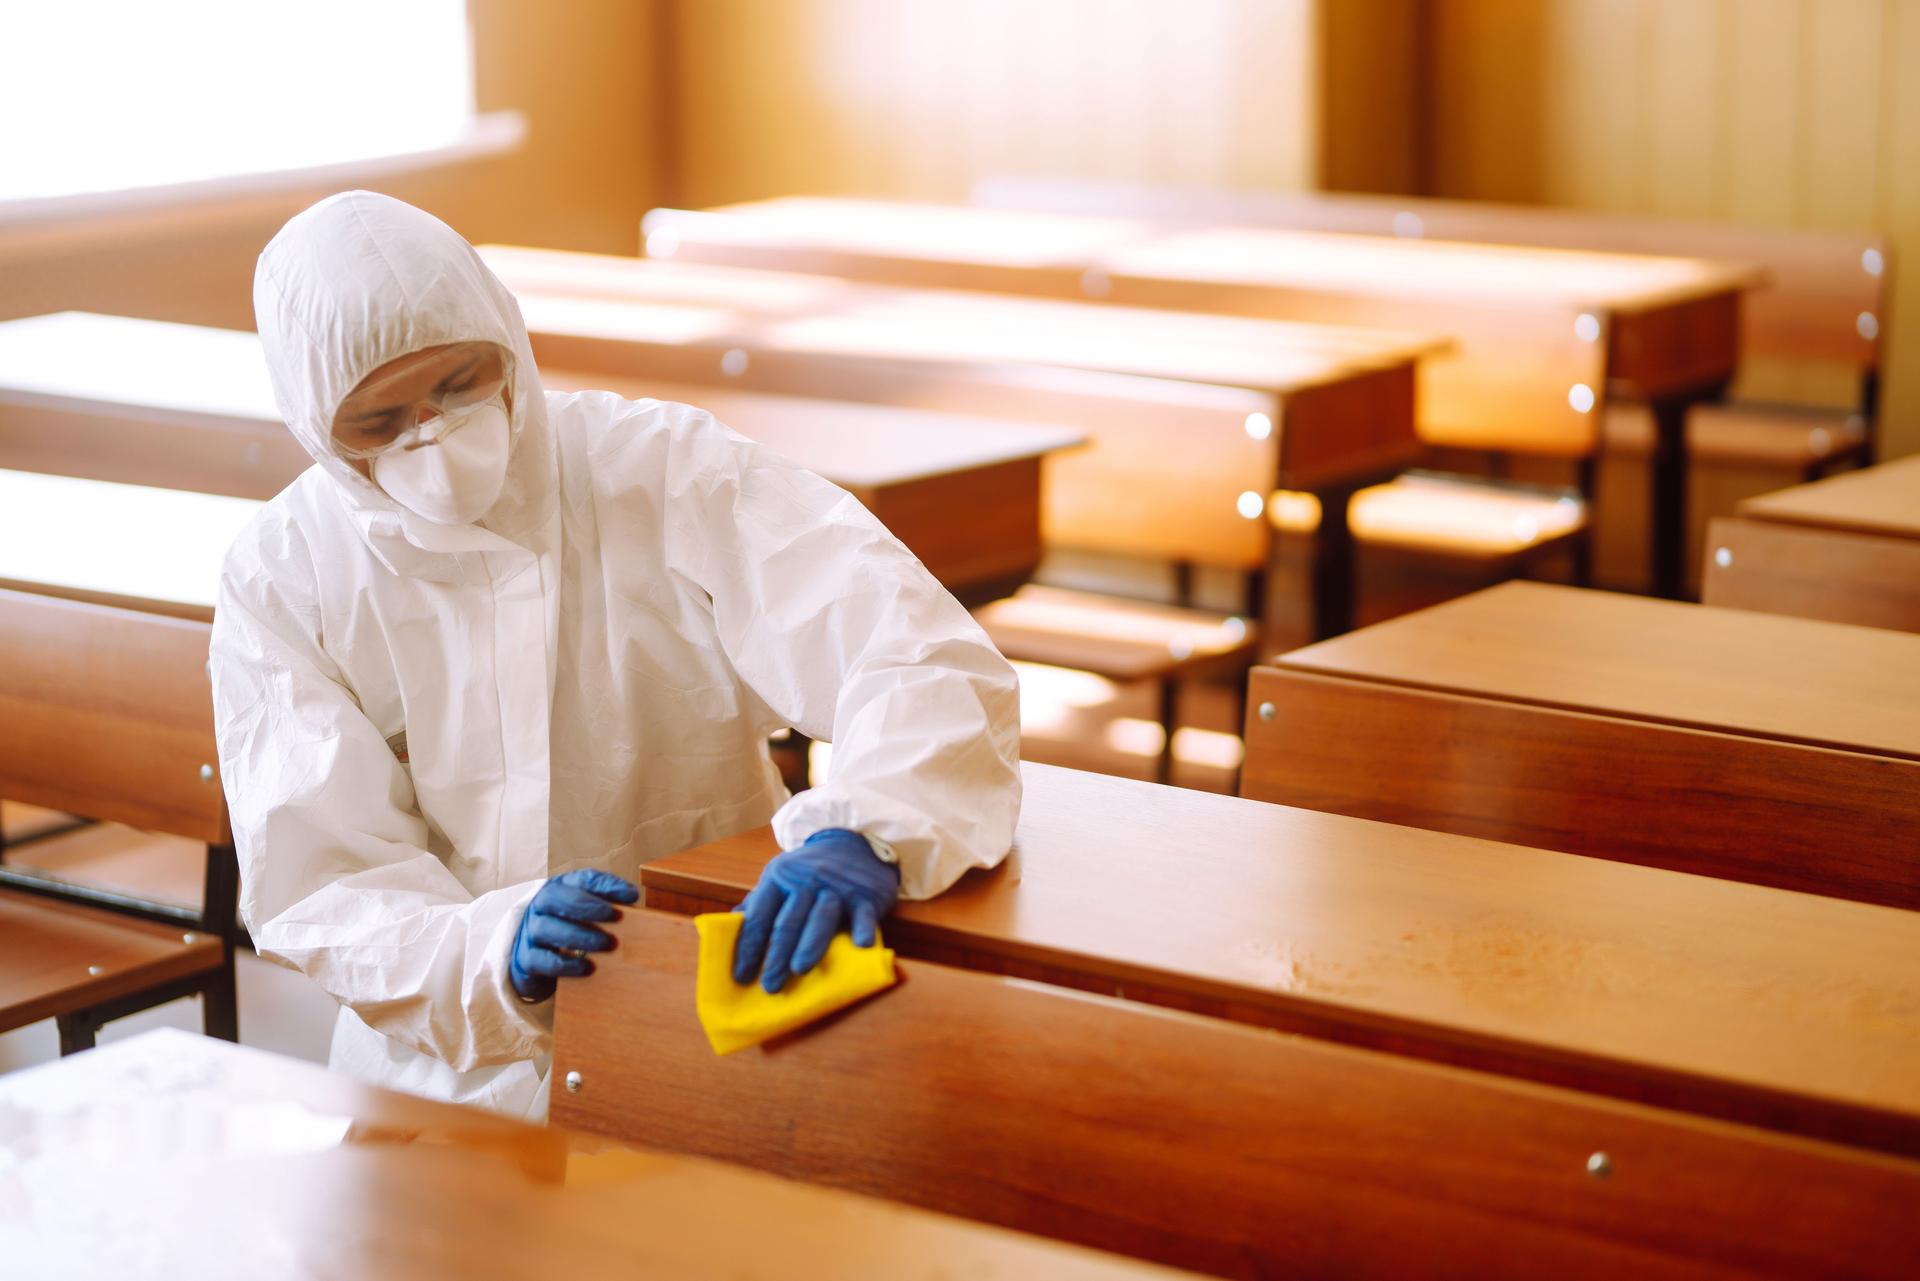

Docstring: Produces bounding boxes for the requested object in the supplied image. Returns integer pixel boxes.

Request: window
[0,1,476,202]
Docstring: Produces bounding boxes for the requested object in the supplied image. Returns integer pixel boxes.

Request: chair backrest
[973,176,1888,377]
[0,588,227,845]
[1240,664,1920,911]
[553,908,1918,1281]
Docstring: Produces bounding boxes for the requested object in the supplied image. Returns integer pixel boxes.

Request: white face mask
[371,400,511,525]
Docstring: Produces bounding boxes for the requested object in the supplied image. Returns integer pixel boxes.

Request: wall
[1428,0,1920,458]
[666,0,1418,208]
[0,0,664,331]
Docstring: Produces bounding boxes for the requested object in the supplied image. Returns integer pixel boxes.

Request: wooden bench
[1248,581,1920,909]
[0,589,237,1052]
[555,907,1919,1279]
[482,247,1435,776]
[1703,455,1920,633]
[1,1028,1186,1280]
[642,197,1765,599]
[971,178,1884,590]
[639,762,1920,1158]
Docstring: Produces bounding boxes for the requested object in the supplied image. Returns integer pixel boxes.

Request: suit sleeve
[210,528,547,1072]
[660,406,1023,899]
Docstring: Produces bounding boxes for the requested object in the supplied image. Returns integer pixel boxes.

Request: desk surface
[1738,455,1920,542]
[0,312,277,421]
[656,197,1765,314]
[1278,580,1920,761]
[482,246,1442,397]
[642,762,1920,1150]
[540,372,1085,486]
[0,468,257,618]
[0,1028,1192,1280]
[0,312,1086,495]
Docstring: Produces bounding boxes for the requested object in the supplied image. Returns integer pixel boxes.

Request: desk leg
[1648,396,1689,600]
[1309,485,1360,640]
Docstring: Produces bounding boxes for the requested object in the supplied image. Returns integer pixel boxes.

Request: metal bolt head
[1257,702,1277,723]
[87,964,105,976]
[199,763,215,783]
[1586,1150,1613,1179]
[1863,247,1885,277]
[564,1070,584,1094]
[1080,267,1112,299]
[182,932,199,945]
[1573,313,1601,343]
[1713,547,1732,570]
[1857,312,1880,342]
[720,348,749,377]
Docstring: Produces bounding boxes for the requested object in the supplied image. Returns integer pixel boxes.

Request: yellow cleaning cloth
[693,912,898,1055]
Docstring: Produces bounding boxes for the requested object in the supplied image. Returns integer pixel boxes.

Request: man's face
[331,341,511,476]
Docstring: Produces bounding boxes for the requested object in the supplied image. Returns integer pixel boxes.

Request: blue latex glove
[509,868,639,1003]
[732,829,900,994]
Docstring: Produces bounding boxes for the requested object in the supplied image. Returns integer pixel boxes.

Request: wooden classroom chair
[640,763,1920,1159]
[0,588,237,1053]
[1703,455,1920,633]
[642,197,1764,600]
[554,908,1919,1280]
[1245,581,1920,910]
[973,177,1884,592]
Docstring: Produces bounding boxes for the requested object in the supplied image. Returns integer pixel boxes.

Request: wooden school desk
[0,468,257,621]
[540,373,1084,605]
[0,1028,1191,1281]
[643,197,1764,599]
[637,763,1920,1158]
[1704,455,1920,633]
[0,313,1075,604]
[556,910,1919,1280]
[481,245,1441,639]
[1248,581,1920,909]
[0,312,308,500]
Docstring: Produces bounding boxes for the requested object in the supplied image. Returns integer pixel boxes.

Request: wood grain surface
[641,764,1920,1155]
[1,1029,1187,1279]
[1703,516,1920,634]
[1277,581,1920,761]
[1241,666,1920,908]
[1737,455,1920,541]
[0,893,223,1032]
[0,589,226,842]
[554,908,1920,1280]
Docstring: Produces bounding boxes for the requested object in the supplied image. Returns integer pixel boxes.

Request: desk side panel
[1702,517,1920,634]
[1242,666,1920,911]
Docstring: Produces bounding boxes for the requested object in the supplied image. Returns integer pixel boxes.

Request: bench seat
[0,890,224,1037]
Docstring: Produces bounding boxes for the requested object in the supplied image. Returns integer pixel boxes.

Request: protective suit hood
[253,191,554,545]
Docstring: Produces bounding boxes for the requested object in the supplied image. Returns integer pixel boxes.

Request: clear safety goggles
[332,347,513,461]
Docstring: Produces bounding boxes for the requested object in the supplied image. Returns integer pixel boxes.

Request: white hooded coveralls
[211,192,1022,1118]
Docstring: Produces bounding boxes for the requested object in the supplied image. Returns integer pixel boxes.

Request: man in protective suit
[212,192,1021,1117]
